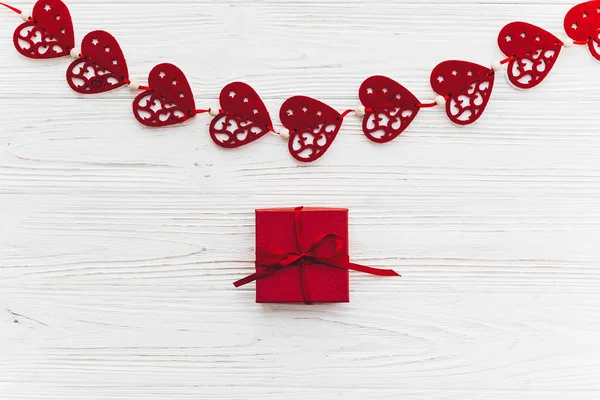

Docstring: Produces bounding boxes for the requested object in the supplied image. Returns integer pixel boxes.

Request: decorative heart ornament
[280,96,342,162]
[209,82,272,148]
[564,1,600,61]
[13,0,74,59]
[66,30,129,94]
[132,63,196,127]
[358,75,420,143]
[430,60,495,126]
[498,22,563,89]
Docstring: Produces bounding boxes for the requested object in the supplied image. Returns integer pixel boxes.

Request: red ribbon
[234,207,400,304]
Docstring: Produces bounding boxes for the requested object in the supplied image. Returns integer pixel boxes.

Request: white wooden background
[2,0,600,398]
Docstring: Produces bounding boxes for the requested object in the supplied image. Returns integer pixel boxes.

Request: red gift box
[234,207,400,304]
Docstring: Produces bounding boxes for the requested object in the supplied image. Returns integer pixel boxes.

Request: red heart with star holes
[209,82,273,148]
[430,60,495,126]
[132,63,196,127]
[498,22,563,89]
[66,31,129,94]
[359,75,420,143]
[565,1,600,61]
[13,0,74,59]
[280,96,342,163]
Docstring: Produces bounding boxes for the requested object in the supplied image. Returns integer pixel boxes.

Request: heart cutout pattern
[430,60,495,126]
[66,30,129,94]
[359,75,420,143]
[498,22,563,89]
[13,0,74,59]
[132,63,196,127]
[280,96,342,162]
[565,1,600,61]
[210,82,272,148]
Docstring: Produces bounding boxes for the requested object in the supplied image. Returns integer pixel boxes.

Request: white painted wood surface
[2,1,600,398]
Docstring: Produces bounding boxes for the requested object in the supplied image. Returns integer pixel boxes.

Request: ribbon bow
[234,207,400,304]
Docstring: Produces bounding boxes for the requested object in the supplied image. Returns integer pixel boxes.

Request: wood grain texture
[1,1,600,399]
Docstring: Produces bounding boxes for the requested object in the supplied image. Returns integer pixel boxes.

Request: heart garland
[12,0,74,59]
[132,63,197,127]
[358,76,422,143]
[430,60,495,126]
[498,22,563,89]
[280,96,348,162]
[66,30,129,94]
[1,0,600,162]
[564,1,600,61]
[209,82,273,148]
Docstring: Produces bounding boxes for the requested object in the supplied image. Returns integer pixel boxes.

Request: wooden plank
[1,1,600,398]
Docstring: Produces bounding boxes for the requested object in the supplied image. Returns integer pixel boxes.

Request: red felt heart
[13,0,74,59]
[66,30,129,94]
[132,63,196,127]
[280,96,342,162]
[209,82,272,148]
[565,1,600,61]
[430,60,495,126]
[359,75,420,143]
[498,22,562,89]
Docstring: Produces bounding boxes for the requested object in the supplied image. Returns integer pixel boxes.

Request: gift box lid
[254,206,350,303]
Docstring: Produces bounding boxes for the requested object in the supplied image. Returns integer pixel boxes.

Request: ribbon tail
[323,261,400,277]
[347,262,401,276]
[233,273,261,288]
[233,266,280,287]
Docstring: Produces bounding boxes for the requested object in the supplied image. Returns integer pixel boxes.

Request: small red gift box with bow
[234,207,400,304]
